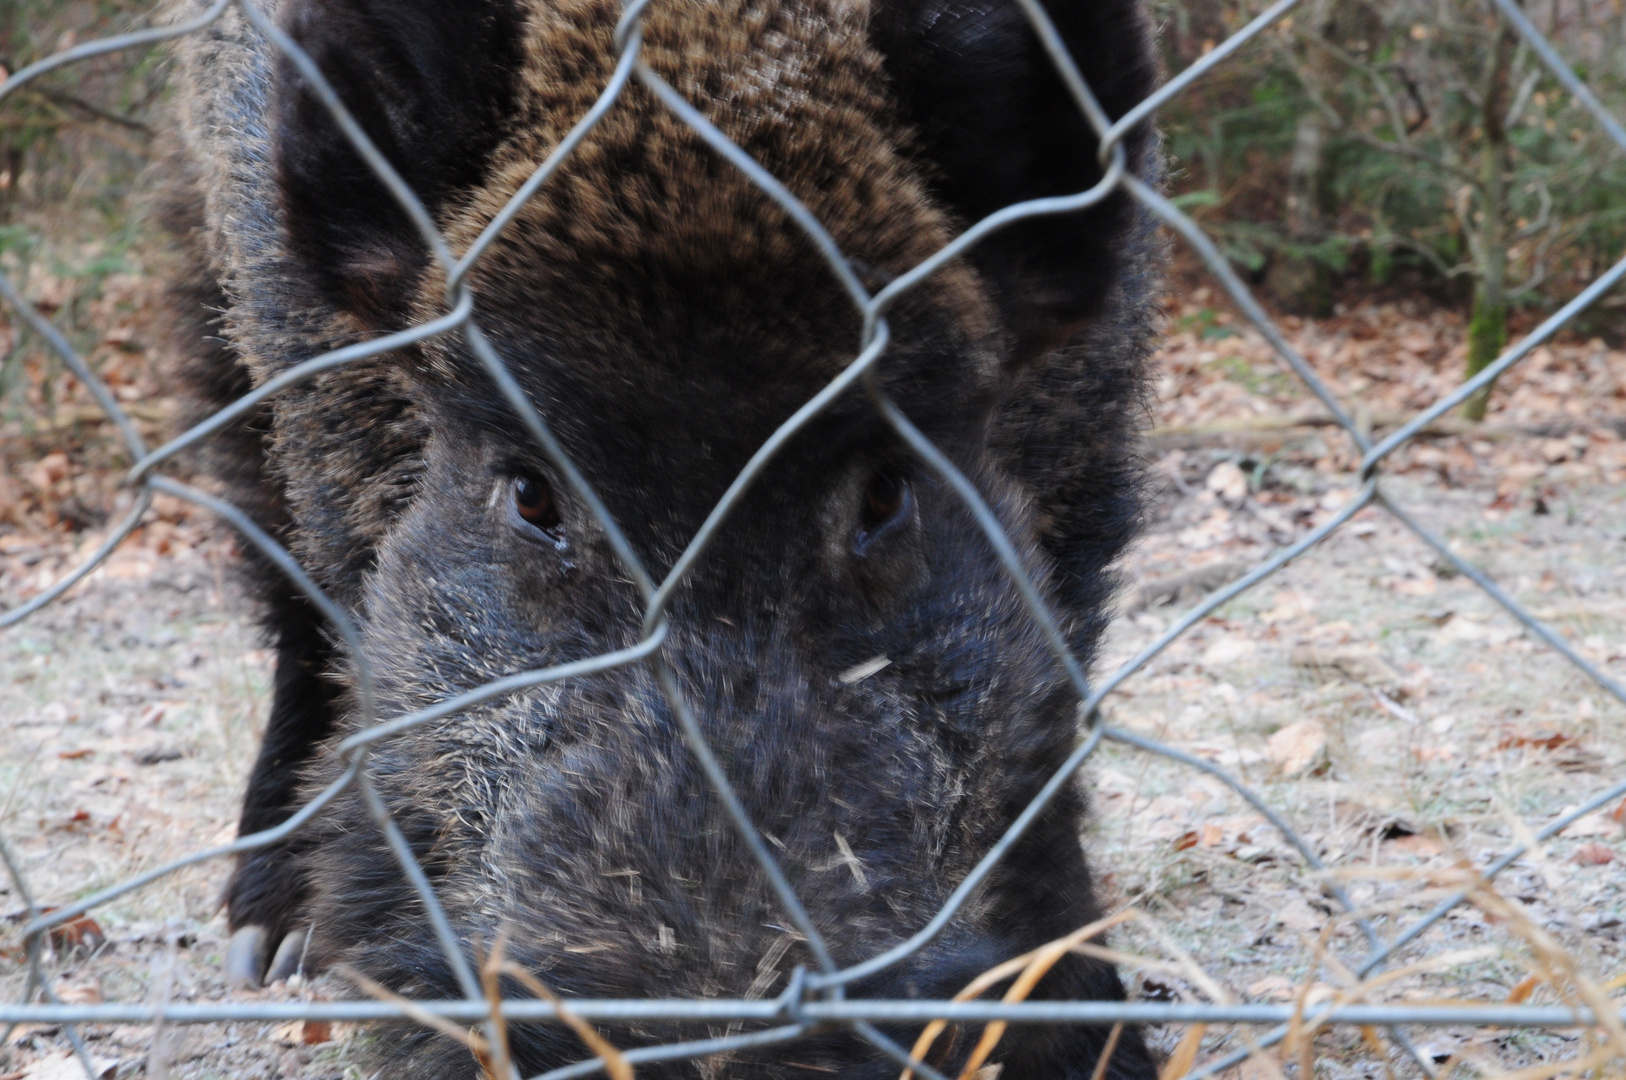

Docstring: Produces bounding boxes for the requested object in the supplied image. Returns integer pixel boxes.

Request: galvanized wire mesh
[1,0,1625,1078]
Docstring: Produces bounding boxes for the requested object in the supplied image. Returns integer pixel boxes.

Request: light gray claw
[265,927,310,984]
[225,924,269,990]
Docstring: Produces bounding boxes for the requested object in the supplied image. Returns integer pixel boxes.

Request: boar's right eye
[512,474,561,533]
[855,470,911,555]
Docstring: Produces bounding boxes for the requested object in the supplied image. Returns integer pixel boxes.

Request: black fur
[160,0,1165,1075]
[872,0,1159,360]
[276,0,525,322]
[154,134,337,941]
[226,594,339,941]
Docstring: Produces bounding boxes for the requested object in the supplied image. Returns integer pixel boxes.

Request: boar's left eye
[855,470,911,554]
[513,474,561,532]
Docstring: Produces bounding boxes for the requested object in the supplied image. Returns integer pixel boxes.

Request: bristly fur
[158,0,1165,1075]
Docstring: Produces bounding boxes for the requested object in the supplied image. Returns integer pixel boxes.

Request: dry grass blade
[1126,911,1233,1009]
[335,963,489,1055]
[1126,911,1286,1080]
[1357,1026,1397,1080]
[1342,947,1500,1001]
[1308,910,1503,1012]
[145,938,180,1080]
[1463,874,1626,1067]
[482,932,516,1080]
[1286,923,1338,1080]
[897,910,1135,1080]
[1319,866,1482,885]
[1489,1041,1621,1080]
[1088,1023,1123,1080]
[1068,941,1220,979]
[501,961,634,1080]
[1157,1023,1207,1080]
[898,943,1050,1068]
[951,938,1083,1080]
[1505,974,1540,1004]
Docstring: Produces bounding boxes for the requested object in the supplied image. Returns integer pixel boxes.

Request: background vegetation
[1153,0,1626,412]
[0,1,1623,432]
[0,0,166,534]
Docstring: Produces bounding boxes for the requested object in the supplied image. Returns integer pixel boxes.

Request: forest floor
[1,269,1624,1078]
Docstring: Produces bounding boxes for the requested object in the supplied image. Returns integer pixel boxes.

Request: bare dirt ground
[2,278,1625,1078]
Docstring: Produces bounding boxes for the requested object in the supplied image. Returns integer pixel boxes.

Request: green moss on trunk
[1462,295,1507,422]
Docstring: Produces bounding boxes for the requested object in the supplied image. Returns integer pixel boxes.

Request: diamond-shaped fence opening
[1,1,1624,1078]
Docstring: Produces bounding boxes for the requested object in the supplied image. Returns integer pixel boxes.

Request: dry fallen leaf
[1247,975,1296,1001]
[1267,721,1326,777]
[1565,812,1625,839]
[1205,460,1248,502]
[272,1018,334,1046]
[10,904,109,956]
[1231,1058,1280,1080]
[1200,637,1256,666]
[1290,645,1401,687]
[21,1053,117,1080]
[53,983,101,1005]
[1383,575,1439,597]
[1273,895,1323,931]
[1384,834,1445,858]
[1259,590,1315,623]
[25,452,70,492]
[1497,729,1576,751]
[45,913,105,955]
[1572,842,1616,866]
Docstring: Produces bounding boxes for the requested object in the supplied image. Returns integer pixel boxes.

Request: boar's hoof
[265,927,311,984]
[224,924,269,990]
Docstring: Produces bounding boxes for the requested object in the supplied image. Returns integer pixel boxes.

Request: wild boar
[159,0,1163,1074]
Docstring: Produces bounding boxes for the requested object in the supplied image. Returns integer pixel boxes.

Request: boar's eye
[512,474,561,532]
[855,470,910,554]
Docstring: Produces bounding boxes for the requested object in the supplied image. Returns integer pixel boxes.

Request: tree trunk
[1463,14,1521,422]
[1268,0,1339,316]
[1267,113,1334,315]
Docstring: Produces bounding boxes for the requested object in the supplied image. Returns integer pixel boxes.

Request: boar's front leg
[223,590,341,989]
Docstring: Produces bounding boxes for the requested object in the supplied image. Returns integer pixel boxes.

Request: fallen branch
[1118,558,1254,617]
[1145,412,1620,450]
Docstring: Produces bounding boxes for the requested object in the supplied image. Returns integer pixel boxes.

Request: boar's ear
[274,0,524,324]
[870,0,1158,363]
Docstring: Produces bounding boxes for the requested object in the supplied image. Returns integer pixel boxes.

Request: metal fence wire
[2,0,1625,1077]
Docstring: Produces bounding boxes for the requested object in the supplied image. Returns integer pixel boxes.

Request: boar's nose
[741,938,1018,1079]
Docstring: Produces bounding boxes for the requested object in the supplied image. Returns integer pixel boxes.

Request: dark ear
[871,0,1159,362]
[275,0,524,324]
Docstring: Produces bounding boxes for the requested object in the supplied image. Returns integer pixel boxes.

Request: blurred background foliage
[0,2,158,214]
[1153,0,1626,409]
[0,0,1621,435]
[0,0,163,528]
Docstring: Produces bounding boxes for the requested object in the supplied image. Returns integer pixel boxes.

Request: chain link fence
[1,0,1624,1077]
